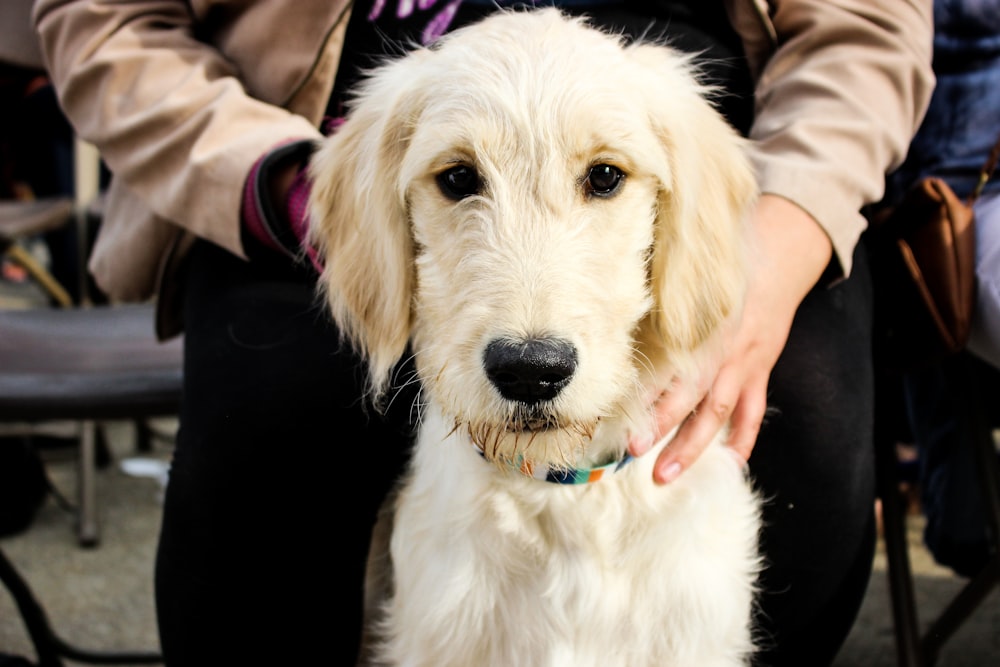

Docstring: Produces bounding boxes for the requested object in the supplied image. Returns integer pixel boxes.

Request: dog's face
[310,9,756,469]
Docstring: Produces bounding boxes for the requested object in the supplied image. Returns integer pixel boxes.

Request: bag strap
[970,133,1000,203]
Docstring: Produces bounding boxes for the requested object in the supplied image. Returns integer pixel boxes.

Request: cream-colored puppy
[309,8,762,667]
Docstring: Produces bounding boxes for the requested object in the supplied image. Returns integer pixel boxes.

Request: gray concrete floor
[1,418,998,666]
[0,421,168,665]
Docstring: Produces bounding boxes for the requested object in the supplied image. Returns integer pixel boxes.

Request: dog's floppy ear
[308,53,431,397]
[630,44,758,358]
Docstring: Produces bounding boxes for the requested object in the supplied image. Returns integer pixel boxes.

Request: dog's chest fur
[369,406,760,667]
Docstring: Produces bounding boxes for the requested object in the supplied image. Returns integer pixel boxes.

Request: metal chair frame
[877,353,1000,666]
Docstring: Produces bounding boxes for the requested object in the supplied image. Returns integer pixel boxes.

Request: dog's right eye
[436,165,481,200]
[585,164,624,198]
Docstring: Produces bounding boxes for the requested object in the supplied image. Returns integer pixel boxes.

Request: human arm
[633,0,935,483]
[31,0,337,260]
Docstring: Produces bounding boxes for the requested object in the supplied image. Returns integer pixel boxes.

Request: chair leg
[0,547,66,667]
[920,356,1000,663]
[874,364,926,667]
[77,420,99,547]
[921,558,1000,664]
[877,426,925,667]
[135,419,154,453]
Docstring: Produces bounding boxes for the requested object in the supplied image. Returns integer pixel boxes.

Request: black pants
[154,242,414,665]
[155,240,876,666]
[750,248,877,665]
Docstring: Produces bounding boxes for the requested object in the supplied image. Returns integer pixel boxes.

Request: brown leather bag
[869,137,1000,371]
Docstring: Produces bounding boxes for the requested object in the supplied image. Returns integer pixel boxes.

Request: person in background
[887,0,1000,579]
[33,1,934,665]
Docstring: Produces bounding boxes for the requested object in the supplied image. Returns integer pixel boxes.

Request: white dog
[309,9,762,667]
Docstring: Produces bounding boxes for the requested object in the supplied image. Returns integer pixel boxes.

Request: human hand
[629,194,834,484]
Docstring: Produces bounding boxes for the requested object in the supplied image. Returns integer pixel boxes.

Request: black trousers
[155,239,876,666]
[155,242,414,665]
[750,248,877,665]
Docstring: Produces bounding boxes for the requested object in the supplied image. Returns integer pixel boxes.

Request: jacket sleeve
[32,0,327,260]
[744,0,935,276]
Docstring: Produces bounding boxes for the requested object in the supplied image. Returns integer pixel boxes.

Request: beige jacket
[33,0,934,338]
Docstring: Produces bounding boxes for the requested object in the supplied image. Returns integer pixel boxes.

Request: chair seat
[0,197,75,245]
[0,303,183,421]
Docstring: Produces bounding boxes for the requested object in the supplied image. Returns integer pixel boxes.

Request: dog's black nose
[483,337,577,404]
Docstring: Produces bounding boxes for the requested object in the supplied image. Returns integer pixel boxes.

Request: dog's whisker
[574,421,596,442]
[523,427,539,453]
[491,427,503,461]
[409,394,428,429]
[381,346,430,427]
[632,345,657,380]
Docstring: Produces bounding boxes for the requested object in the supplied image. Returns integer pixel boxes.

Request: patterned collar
[480,450,635,485]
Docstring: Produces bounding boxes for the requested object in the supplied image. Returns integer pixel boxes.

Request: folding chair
[876,352,1000,666]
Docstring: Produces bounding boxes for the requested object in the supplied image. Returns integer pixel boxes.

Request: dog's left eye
[436,165,481,200]
[585,164,624,197]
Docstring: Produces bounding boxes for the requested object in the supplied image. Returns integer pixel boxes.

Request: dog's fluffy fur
[309,9,762,666]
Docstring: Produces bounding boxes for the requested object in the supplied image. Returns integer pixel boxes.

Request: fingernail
[657,461,683,485]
